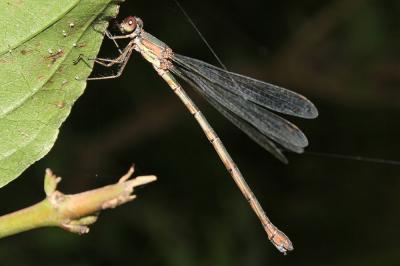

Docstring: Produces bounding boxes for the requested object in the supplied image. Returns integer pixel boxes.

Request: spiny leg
[91,43,133,68]
[74,53,121,67]
[105,30,122,54]
[73,40,135,80]
[90,17,132,52]
[87,47,134,80]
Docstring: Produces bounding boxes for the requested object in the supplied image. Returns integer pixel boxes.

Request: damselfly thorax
[135,31,175,71]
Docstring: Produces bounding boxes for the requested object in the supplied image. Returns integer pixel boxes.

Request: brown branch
[0,167,156,238]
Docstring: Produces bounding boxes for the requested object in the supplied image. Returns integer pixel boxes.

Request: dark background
[1,0,400,265]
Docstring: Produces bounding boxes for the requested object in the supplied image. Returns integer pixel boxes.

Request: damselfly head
[119,16,142,34]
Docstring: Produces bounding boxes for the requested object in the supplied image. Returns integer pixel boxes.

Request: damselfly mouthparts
[78,16,318,254]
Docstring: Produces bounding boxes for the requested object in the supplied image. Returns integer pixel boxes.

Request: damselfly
[79,16,318,254]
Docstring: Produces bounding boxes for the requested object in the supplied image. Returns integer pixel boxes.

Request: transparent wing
[173,54,318,119]
[172,66,294,162]
[171,62,308,157]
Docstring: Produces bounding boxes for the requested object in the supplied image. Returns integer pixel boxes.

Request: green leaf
[0,0,123,187]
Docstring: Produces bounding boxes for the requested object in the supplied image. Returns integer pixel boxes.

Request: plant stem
[0,167,156,238]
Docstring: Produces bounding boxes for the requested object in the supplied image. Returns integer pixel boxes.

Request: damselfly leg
[75,39,135,80]
[73,26,138,80]
[105,30,123,54]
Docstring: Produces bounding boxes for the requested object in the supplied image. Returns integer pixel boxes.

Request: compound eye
[120,16,137,33]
